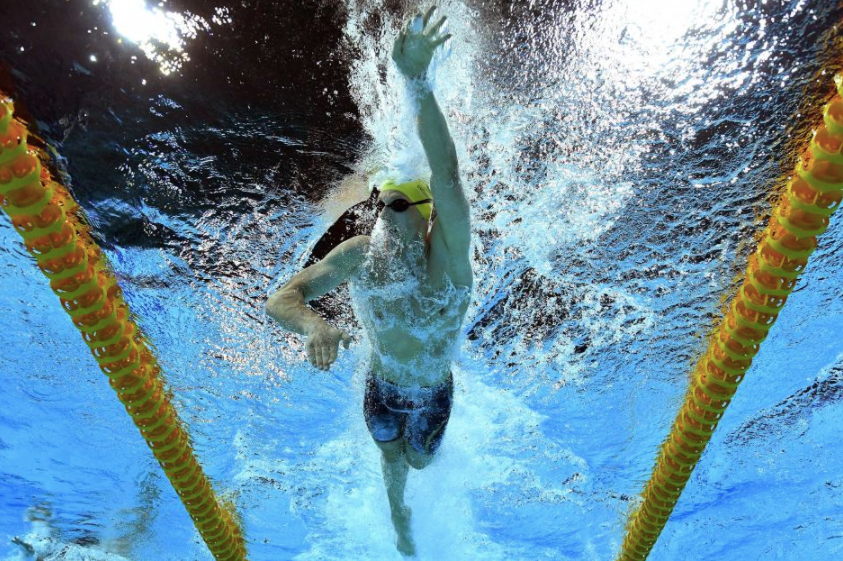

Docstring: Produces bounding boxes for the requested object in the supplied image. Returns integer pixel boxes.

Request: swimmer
[265,6,471,556]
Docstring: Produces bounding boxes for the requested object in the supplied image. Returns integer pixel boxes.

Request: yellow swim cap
[380,179,434,220]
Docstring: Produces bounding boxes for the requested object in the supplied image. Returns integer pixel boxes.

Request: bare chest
[349,262,469,364]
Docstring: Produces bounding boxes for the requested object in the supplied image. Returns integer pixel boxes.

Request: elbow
[441,147,459,178]
[265,285,299,319]
[265,292,280,321]
[432,167,461,191]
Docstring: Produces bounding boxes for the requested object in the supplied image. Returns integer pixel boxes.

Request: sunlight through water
[92,0,231,74]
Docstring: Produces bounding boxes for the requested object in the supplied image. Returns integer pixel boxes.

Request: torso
[349,228,471,387]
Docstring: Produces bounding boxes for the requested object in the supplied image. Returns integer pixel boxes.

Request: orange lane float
[618,76,843,561]
[0,93,248,561]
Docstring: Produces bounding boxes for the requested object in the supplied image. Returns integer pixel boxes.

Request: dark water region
[2,0,841,285]
[1,0,385,336]
[0,0,362,252]
[1,1,843,560]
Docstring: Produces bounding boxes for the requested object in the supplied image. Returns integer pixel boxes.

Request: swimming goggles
[376,197,433,213]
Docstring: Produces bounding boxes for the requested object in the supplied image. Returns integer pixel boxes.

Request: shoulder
[345,234,371,249]
[338,235,370,256]
[326,234,370,253]
[325,235,370,269]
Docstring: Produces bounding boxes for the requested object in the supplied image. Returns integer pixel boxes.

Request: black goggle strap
[377,198,433,211]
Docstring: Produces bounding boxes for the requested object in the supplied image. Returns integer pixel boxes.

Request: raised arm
[392,8,471,261]
[266,235,369,370]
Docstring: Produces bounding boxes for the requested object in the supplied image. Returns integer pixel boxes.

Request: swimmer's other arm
[265,235,370,370]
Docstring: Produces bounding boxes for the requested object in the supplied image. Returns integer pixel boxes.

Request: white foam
[275,357,589,560]
[3,518,131,561]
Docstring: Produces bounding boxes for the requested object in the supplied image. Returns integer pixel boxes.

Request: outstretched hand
[392,6,452,79]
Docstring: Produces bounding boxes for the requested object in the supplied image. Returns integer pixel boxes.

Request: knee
[376,438,405,463]
[405,446,436,470]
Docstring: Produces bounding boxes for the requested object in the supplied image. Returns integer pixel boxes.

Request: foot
[391,505,416,557]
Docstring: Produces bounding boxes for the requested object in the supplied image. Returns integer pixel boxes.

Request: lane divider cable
[0,93,248,561]
[618,74,843,561]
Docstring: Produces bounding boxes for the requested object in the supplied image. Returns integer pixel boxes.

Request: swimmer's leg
[404,437,438,470]
[404,376,453,470]
[375,437,415,556]
[365,374,415,555]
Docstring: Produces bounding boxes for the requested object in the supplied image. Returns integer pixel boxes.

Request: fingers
[432,33,452,48]
[314,344,324,370]
[312,340,338,370]
[321,341,340,370]
[422,6,437,26]
[306,339,318,369]
[307,330,352,371]
[316,344,331,370]
[309,336,327,370]
[426,15,447,36]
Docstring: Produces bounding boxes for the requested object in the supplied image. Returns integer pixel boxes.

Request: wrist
[304,318,326,336]
[404,74,432,98]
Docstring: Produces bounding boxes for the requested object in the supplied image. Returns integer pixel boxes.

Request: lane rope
[0,93,248,561]
[618,75,843,560]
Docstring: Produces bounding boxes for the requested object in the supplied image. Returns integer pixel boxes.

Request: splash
[342,0,645,279]
[348,218,470,386]
[339,0,662,396]
[5,517,131,561]
[267,362,592,561]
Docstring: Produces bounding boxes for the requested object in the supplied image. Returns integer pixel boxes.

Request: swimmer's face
[376,190,429,240]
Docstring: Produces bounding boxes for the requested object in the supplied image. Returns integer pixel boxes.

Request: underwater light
[92,0,213,74]
[608,0,728,70]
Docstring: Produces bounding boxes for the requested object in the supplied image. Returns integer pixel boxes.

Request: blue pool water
[1,0,842,559]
